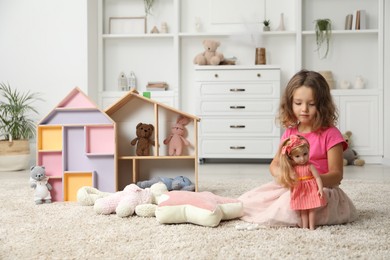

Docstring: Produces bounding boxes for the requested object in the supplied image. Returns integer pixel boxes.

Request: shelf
[38,150,62,153]
[86,153,114,157]
[103,33,175,39]
[302,29,378,35]
[119,156,196,160]
[48,176,62,179]
[178,32,230,37]
[38,126,63,151]
[63,171,94,202]
[331,89,382,96]
[85,125,115,154]
[93,0,383,164]
[55,107,99,112]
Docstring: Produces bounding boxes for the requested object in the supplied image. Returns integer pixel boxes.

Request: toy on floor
[93,182,168,218]
[155,191,243,227]
[342,131,365,166]
[77,186,112,206]
[29,166,52,204]
[131,122,155,156]
[163,116,191,156]
[137,176,195,191]
[193,39,224,65]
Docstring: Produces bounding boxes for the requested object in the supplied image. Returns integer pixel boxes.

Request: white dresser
[195,65,281,162]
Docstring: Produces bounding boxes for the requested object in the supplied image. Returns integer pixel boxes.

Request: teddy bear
[193,39,224,65]
[343,131,365,166]
[93,182,168,218]
[137,176,195,191]
[29,166,52,204]
[163,116,190,156]
[131,122,155,156]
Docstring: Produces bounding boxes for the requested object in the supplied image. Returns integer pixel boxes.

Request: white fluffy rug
[1,170,390,259]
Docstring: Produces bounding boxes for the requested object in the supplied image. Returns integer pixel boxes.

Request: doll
[278,134,327,230]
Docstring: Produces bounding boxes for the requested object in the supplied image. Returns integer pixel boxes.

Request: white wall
[384,1,390,165]
[0,0,89,123]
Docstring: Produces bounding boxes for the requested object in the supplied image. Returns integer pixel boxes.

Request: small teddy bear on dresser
[30,166,52,204]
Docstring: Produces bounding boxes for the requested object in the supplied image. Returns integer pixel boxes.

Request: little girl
[278,134,326,230]
[239,69,357,227]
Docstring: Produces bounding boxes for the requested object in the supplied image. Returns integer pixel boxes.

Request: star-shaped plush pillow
[155,191,243,227]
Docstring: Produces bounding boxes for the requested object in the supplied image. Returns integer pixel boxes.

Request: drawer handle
[230,146,246,150]
[230,125,246,128]
[230,88,246,92]
[230,106,246,109]
[257,73,261,77]
[214,74,219,78]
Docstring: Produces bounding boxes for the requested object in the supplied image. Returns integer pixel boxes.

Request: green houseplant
[263,19,270,31]
[144,0,154,16]
[314,19,332,59]
[0,82,41,171]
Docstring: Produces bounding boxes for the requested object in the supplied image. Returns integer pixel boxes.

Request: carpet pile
[1,170,389,259]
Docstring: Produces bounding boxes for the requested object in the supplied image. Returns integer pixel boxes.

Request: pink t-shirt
[281,126,347,174]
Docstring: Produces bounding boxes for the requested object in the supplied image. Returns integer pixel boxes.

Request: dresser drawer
[199,138,279,159]
[198,99,279,116]
[195,68,280,82]
[198,82,279,99]
[200,117,280,137]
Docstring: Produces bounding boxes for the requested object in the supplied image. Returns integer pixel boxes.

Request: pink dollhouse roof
[39,87,115,125]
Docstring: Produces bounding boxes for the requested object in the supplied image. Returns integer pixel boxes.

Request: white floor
[198,162,390,183]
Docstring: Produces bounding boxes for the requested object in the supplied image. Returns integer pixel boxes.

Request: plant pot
[317,20,329,31]
[0,140,31,171]
[263,26,270,31]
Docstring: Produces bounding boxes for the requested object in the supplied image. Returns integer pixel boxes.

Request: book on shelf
[352,9,366,30]
[146,81,168,91]
[359,10,366,30]
[345,14,353,30]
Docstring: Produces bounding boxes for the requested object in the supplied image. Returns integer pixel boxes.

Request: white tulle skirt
[238,181,357,227]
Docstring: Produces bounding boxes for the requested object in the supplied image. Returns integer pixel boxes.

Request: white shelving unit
[94,0,384,163]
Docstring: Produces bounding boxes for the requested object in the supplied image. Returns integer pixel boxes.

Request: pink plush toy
[94,184,152,217]
[163,116,191,156]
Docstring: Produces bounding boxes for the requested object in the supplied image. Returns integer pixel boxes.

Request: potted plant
[0,83,41,171]
[263,19,271,31]
[144,0,154,16]
[314,18,332,59]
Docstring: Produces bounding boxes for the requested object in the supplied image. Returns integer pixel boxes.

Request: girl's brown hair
[277,70,338,131]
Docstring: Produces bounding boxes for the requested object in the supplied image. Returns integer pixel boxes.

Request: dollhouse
[105,89,200,191]
[37,88,199,201]
[37,88,116,202]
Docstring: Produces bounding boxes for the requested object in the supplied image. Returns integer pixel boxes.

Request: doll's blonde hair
[278,135,310,188]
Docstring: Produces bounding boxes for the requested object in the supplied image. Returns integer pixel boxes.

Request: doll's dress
[290,164,327,210]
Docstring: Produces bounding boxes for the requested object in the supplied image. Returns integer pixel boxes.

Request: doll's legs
[309,209,316,230]
[300,210,309,229]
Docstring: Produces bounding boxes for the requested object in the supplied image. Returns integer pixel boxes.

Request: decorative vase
[354,76,365,89]
[255,48,266,65]
[276,13,285,31]
[195,17,201,32]
[160,22,168,33]
[340,80,351,89]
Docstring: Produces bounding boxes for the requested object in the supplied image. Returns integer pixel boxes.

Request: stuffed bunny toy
[163,116,190,156]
